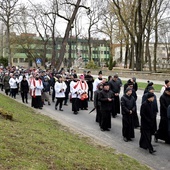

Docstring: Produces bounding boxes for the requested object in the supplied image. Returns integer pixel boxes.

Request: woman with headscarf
[139,92,156,154]
[121,87,136,142]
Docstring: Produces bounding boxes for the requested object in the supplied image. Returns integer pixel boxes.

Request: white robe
[54,81,67,98]
[30,79,43,96]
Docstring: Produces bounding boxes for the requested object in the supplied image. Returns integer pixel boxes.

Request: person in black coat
[98,82,114,131]
[85,71,94,101]
[109,74,121,117]
[20,75,29,103]
[142,86,158,134]
[144,81,154,94]
[125,82,139,128]
[139,92,156,154]
[155,87,170,144]
[121,87,136,142]
[93,83,103,126]
[132,77,138,92]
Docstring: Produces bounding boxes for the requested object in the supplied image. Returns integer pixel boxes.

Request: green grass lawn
[122,81,162,91]
[0,94,150,170]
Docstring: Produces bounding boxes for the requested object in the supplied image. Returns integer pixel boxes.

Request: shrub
[0,108,13,120]
[85,60,98,69]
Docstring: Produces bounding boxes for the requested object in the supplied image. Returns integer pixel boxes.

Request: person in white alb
[54,76,67,111]
[30,73,44,109]
[70,74,81,114]
[79,74,89,110]
[160,80,170,95]
[93,70,103,92]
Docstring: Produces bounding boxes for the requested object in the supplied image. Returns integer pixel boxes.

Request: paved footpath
[1,78,170,170]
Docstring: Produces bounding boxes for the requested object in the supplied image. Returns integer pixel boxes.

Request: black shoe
[73,111,78,115]
[55,107,57,110]
[106,129,110,131]
[48,102,51,105]
[123,137,128,142]
[84,108,88,110]
[59,109,63,111]
[39,107,42,110]
[128,138,132,141]
[64,104,68,106]
[100,128,105,131]
[154,134,158,143]
[149,150,156,154]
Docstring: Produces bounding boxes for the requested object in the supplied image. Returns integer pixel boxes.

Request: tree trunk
[124,43,129,68]
[6,26,12,66]
[55,0,81,72]
[153,0,158,73]
[120,39,123,63]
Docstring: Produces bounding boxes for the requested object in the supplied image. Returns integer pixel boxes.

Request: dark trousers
[32,96,42,108]
[79,99,88,109]
[21,92,28,103]
[88,89,93,101]
[122,114,134,139]
[64,92,69,105]
[100,110,111,130]
[5,89,10,95]
[72,98,80,112]
[96,106,102,127]
[55,98,64,109]
[139,129,153,151]
[52,88,55,102]
[11,88,17,98]
[114,95,120,114]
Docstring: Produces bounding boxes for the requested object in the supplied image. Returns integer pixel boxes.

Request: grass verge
[0,94,150,170]
[122,81,162,91]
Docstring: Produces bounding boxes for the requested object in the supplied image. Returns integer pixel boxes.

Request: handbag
[80,93,88,101]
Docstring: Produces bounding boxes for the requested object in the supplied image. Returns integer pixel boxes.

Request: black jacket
[98,90,114,111]
[121,94,136,115]
[109,80,121,93]
[140,100,154,130]
[21,80,29,93]
[160,92,170,118]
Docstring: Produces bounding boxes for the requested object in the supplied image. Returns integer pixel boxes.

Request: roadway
[1,79,170,170]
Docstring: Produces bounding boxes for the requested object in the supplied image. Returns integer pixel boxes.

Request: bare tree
[86,0,104,62]
[0,0,20,66]
[112,0,155,71]
[49,0,90,71]
[97,4,117,69]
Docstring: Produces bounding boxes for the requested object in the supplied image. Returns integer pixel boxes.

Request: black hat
[148,86,154,91]
[165,80,169,85]
[125,87,132,93]
[165,87,170,92]
[73,74,78,78]
[98,70,102,75]
[128,82,133,86]
[87,71,91,74]
[103,82,109,87]
[147,92,155,99]
[97,83,103,88]
[148,82,153,86]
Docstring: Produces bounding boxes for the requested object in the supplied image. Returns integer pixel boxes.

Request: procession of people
[0,66,170,155]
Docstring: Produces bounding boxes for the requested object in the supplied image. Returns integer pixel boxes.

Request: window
[13,58,18,63]
[19,58,25,62]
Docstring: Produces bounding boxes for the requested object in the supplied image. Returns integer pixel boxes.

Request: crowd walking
[0,66,170,155]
